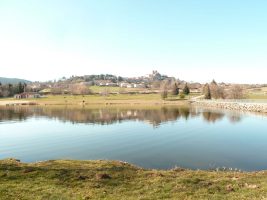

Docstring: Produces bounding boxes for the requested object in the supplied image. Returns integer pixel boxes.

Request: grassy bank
[0,94,193,106]
[0,159,267,200]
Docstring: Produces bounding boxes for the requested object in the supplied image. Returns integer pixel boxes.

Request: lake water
[1,106,267,171]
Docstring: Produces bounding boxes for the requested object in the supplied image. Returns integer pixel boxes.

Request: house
[39,88,52,95]
[133,83,146,88]
[120,83,133,88]
[14,92,41,99]
[120,83,134,88]
[126,84,134,88]
[106,82,118,87]
[95,80,118,87]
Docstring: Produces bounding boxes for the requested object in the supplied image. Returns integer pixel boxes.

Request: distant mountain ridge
[0,77,31,84]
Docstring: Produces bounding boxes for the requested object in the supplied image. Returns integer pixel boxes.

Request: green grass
[89,86,121,93]
[247,94,267,100]
[245,87,267,100]
[1,159,267,200]
[0,93,196,106]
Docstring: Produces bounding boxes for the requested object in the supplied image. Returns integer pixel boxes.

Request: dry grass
[1,159,267,200]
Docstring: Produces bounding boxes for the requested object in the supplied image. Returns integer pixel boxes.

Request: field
[0,93,197,106]
[1,159,267,200]
[246,87,267,99]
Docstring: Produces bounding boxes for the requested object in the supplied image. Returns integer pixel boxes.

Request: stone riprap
[192,100,267,113]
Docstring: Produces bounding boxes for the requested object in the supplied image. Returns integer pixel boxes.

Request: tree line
[203,80,244,99]
[0,82,27,97]
[160,81,190,100]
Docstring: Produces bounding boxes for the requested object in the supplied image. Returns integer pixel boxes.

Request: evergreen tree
[0,82,2,97]
[171,83,179,95]
[211,79,217,85]
[183,83,190,95]
[23,83,27,92]
[118,76,123,82]
[18,82,24,93]
[8,84,13,97]
[203,84,211,99]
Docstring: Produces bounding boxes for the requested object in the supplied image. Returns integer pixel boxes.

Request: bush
[179,93,185,99]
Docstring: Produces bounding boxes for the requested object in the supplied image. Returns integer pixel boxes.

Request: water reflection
[202,112,224,123]
[2,105,267,171]
[0,106,246,126]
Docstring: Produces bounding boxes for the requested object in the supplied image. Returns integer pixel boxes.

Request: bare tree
[210,80,225,99]
[227,85,244,99]
[69,84,91,95]
[160,82,168,100]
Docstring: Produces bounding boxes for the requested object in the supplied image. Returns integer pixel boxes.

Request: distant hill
[0,77,32,84]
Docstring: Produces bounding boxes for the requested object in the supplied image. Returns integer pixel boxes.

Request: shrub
[179,93,185,99]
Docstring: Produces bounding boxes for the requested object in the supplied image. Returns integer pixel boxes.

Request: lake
[1,105,267,171]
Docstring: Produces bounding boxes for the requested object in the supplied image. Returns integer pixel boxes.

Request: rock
[78,175,88,180]
[245,183,259,189]
[226,184,234,192]
[172,167,186,172]
[193,100,267,113]
[96,173,111,180]
[231,177,239,181]
[23,168,35,173]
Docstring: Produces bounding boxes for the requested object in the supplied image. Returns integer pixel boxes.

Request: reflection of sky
[1,113,267,171]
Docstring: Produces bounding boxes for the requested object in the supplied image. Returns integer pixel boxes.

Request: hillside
[0,77,31,84]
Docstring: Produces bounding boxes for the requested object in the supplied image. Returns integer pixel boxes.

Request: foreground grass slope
[1,159,267,200]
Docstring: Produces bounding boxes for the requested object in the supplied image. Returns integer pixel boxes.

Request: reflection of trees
[0,106,198,127]
[202,112,224,123]
[0,106,245,126]
[228,115,242,123]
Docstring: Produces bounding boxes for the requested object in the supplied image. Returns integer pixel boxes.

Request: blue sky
[0,0,267,83]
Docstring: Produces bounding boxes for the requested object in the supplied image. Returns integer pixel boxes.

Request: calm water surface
[0,106,267,171]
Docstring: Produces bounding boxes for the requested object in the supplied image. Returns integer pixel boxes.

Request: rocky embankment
[192,100,267,113]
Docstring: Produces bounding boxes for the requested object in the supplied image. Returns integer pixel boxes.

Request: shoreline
[0,95,190,106]
[192,100,267,113]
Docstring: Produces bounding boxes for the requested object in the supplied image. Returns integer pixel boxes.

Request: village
[8,70,204,99]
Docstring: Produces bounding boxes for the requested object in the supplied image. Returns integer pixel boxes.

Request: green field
[247,94,267,100]
[0,93,196,106]
[246,87,267,99]
[1,159,266,200]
